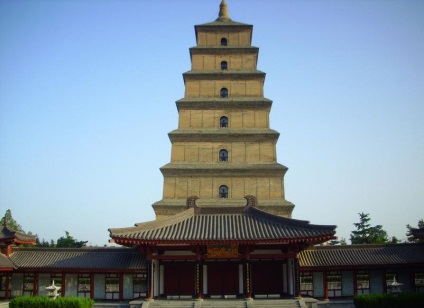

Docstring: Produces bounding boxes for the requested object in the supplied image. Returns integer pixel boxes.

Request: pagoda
[152,0,294,219]
[109,1,336,300]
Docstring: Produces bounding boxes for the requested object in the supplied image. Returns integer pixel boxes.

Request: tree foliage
[56,231,87,248]
[406,219,424,243]
[350,212,389,244]
[0,209,24,232]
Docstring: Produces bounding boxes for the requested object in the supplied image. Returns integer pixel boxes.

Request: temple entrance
[251,260,284,297]
[163,261,195,296]
[207,262,239,296]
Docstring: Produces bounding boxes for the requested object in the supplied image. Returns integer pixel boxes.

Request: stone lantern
[387,276,403,295]
[46,280,61,300]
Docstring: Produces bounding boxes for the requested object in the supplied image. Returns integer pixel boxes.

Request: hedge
[9,296,94,308]
[354,292,424,308]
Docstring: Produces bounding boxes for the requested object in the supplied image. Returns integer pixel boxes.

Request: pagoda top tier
[196,0,251,27]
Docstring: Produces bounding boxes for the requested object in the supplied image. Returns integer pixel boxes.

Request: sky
[1,0,423,247]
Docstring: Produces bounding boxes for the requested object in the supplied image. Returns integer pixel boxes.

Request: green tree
[406,219,424,243]
[36,237,56,247]
[56,231,87,248]
[350,212,389,244]
[1,209,24,231]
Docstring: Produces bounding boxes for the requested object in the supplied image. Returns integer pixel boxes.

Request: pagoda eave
[168,129,280,143]
[176,98,272,111]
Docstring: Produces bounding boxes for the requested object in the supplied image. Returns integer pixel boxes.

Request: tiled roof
[299,243,424,269]
[109,201,336,245]
[0,253,15,269]
[10,247,146,271]
[0,224,37,244]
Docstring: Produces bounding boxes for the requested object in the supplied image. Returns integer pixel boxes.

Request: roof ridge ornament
[216,0,231,22]
[186,196,199,209]
[244,195,257,208]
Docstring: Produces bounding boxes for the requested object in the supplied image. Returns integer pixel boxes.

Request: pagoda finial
[217,0,231,22]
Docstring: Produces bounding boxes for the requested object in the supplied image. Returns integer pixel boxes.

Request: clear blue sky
[1,0,423,246]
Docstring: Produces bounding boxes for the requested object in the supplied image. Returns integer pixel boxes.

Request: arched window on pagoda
[221,38,228,46]
[219,149,228,162]
[221,61,228,70]
[220,116,228,128]
[219,185,229,198]
[220,88,228,98]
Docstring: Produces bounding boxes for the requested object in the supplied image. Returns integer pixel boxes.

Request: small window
[133,273,147,298]
[105,274,120,300]
[221,38,227,46]
[221,61,228,70]
[220,116,228,128]
[327,272,342,298]
[414,272,424,293]
[220,88,228,98]
[219,185,228,198]
[78,274,91,298]
[357,272,370,295]
[300,272,314,297]
[23,273,34,296]
[219,149,228,162]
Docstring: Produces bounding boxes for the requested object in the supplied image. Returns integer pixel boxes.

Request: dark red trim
[112,235,335,246]
[300,263,424,271]
[152,252,296,261]
[13,268,146,274]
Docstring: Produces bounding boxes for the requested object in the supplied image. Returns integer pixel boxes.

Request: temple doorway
[207,262,239,296]
[251,260,284,297]
[163,261,195,296]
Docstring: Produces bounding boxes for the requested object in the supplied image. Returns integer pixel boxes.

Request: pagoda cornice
[160,162,288,177]
[195,22,252,29]
[168,129,279,143]
[189,46,258,54]
[183,70,265,81]
[176,97,272,110]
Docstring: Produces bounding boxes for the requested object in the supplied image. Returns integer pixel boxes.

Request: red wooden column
[294,256,301,298]
[383,272,387,294]
[244,260,252,299]
[323,271,329,300]
[5,274,10,300]
[145,259,153,300]
[195,261,202,299]
[33,273,39,296]
[90,273,95,299]
[61,272,66,297]
[353,270,358,296]
[119,273,124,300]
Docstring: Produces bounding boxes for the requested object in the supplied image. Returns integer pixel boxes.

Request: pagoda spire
[216,0,231,22]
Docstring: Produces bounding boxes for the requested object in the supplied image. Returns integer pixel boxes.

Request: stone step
[200,299,246,308]
[250,300,300,308]
[144,300,195,308]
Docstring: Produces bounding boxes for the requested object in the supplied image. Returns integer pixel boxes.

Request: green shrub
[9,296,94,308]
[354,292,424,308]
